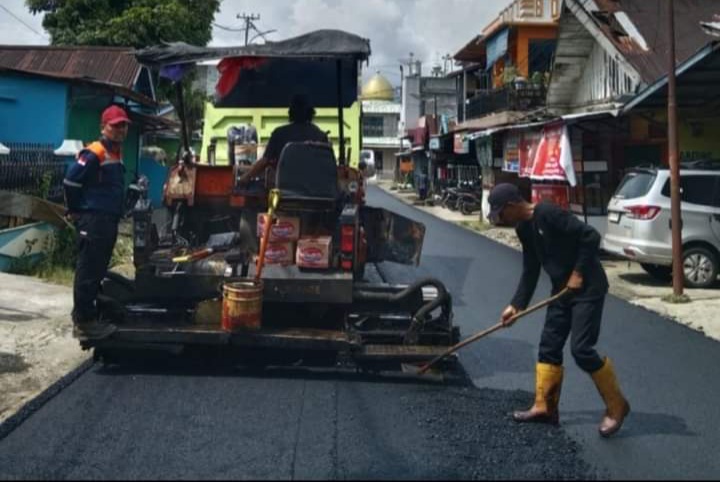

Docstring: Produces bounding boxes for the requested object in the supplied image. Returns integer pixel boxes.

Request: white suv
[602,163,720,288]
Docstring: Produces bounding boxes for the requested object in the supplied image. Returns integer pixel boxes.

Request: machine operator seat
[274,142,339,210]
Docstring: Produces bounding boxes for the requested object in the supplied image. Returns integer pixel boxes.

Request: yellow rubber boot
[591,357,631,438]
[513,362,564,425]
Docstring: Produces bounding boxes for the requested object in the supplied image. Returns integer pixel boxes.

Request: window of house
[363,116,384,137]
[529,39,557,76]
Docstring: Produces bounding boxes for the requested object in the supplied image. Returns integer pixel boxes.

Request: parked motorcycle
[441,177,482,213]
[457,189,483,216]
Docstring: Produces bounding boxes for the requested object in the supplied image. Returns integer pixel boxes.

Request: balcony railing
[462,84,546,121]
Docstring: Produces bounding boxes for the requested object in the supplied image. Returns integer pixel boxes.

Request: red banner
[531,125,566,181]
[531,184,569,210]
[519,130,542,178]
[216,57,267,99]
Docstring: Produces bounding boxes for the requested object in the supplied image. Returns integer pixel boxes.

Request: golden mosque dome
[361,72,395,101]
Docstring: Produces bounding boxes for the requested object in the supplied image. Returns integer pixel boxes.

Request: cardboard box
[296,237,332,269]
[257,214,301,242]
[263,242,295,266]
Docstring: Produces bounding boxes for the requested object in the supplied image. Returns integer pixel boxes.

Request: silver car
[602,165,720,288]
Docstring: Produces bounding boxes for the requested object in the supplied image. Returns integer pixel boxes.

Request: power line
[249,29,277,44]
[213,14,276,44]
[237,13,261,46]
[213,22,248,33]
[0,4,48,40]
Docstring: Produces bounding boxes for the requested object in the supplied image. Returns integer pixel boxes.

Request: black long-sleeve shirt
[510,202,609,310]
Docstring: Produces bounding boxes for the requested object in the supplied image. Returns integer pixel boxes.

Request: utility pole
[237,13,261,46]
[667,0,685,297]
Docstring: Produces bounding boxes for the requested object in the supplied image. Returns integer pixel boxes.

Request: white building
[361,73,409,179]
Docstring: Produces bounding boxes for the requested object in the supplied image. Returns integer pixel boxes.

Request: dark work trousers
[72,212,119,324]
[538,296,606,373]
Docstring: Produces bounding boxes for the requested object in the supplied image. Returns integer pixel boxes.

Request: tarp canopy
[134,29,371,68]
[485,28,508,71]
[213,58,359,108]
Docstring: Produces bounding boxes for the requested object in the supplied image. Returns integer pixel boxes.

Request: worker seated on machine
[237,94,329,189]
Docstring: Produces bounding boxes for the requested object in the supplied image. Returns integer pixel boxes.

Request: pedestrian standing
[488,183,630,437]
[63,105,130,340]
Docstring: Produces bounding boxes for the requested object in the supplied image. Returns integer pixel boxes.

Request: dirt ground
[0,272,89,424]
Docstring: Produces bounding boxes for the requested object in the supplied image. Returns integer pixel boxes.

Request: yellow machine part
[200,102,362,168]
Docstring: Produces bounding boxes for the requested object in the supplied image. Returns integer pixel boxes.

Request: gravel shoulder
[0,273,89,424]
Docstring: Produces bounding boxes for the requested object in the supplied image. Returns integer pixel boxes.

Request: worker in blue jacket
[63,105,130,340]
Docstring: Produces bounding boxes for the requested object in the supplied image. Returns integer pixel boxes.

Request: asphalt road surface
[0,185,718,480]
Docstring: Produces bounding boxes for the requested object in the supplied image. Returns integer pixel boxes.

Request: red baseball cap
[101,105,131,126]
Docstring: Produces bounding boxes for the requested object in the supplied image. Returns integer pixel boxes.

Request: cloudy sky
[0,0,509,85]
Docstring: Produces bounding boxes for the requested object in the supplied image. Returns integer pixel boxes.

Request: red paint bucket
[221,280,263,332]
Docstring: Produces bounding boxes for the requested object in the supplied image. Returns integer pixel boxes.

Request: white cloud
[0,0,49,45]
[211,0,507,84]
[0,0,509,85]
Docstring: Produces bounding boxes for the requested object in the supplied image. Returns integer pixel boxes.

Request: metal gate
[0,143,67,203]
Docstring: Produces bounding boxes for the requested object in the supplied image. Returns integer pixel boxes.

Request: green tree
[26,0,220,48]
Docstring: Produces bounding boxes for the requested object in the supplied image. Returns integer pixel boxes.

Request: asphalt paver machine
[89,30,460,372]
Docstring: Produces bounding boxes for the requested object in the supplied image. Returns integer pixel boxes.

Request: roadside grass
[110,231,134,268]
[37,266,75,287]
[458,220,491,233]
[9,221,134,287]
[662,293,692,304]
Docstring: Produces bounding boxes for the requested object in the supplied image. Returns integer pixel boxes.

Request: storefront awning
[465,119,555,141]
[451,111,528,134]
[561,109,620,122]
[465,127,506,141]
[463,109,622,144]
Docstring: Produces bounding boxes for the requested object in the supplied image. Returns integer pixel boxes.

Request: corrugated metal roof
[587,0,720,84]
[623,41,720,113]
[0,46,140,89]
[454,34,486,62]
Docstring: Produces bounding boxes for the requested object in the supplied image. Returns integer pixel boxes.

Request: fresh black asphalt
[0,185,718,479]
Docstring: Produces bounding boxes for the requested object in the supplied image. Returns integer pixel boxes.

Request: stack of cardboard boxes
[257,214,299,265]
[257,214,333,269]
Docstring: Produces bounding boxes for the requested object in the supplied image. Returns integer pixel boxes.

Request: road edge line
[0,358,95,442]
